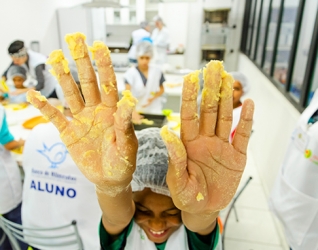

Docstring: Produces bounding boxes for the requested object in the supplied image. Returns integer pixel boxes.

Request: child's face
[12,76,26,89]
[137,55,151,70]
[133,188,182,244]
[11,56,27,66]
[233,80,244,108]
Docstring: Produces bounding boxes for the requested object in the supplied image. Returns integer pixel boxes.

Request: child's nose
[149,217,165,230]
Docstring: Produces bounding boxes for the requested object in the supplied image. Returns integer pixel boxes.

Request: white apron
[22,122,102,250]
[124,66,163,114]
[125,221,222,250]
[151,27,170,65]
[0,106,22,214]
[125,221,189,250]
[269,90,318,250]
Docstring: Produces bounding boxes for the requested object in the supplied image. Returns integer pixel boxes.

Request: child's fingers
[232,99,254,154]
[160,126,188,192]
[46,50,85,115]
[215,73,234,141]
[89,42,119,108]
[65,33,101,107]
[27,90,69,132]
[180,70,200,142]
[113,90,138,157]
[199,61,224,137]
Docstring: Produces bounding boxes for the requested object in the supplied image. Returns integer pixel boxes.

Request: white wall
[0,0,89,74]
[237,53,300,196]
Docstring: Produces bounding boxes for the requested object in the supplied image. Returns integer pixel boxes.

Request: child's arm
[27,34,138,237]
[4,138,24,151]
[160,61,254,235]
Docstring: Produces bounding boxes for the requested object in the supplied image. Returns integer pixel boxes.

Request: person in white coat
[151,16,170,65]
[2,40,58,99]
[128,21,151,63]
[0,105,28,250]
[21,99,102,250]
[269,88,318,250]
[124,41,165,123]
[229,72,250,143]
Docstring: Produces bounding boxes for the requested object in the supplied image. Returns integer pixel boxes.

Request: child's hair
[229,72,250,95]
[7,65,27,80]
[132,128,170,196]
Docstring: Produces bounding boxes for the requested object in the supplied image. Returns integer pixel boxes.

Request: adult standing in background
[2,40,58,99]
[269,88,318,250]
[151,16,170,65]
[128,21,151,64]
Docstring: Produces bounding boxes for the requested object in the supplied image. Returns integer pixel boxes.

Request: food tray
[22,116,49,129]
[133,113,167,131]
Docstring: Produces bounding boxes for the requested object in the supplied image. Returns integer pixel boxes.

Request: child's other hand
[27,33,138,194]
[161,61,254,215]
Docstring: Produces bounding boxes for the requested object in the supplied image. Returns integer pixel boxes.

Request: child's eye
[164,211,180,217]
[137,208,151,215]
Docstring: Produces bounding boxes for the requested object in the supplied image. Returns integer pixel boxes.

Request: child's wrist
[95,183,131,197]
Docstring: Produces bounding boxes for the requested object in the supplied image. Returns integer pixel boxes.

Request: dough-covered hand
[161,61,254,215]
[27,33,138,194]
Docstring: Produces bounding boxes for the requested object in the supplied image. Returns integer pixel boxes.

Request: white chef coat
[0,106,22,214]
[22,122,102,250]
[269,90,318,250]
[124,65,164,114]
[128,28,151,61]
[21,50,57,98]
[151,27,170,65]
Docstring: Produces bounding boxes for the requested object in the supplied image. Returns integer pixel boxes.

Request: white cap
[229,72,250,95]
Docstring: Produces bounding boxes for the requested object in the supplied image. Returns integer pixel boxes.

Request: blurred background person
[128,21,151,64]
[151,16,170,66]
[22,97,102,250]
[124,41,165,123]
[229,72,250,143]
[0,104,27,250]
[269,88,318,250]
[2,40,59,99]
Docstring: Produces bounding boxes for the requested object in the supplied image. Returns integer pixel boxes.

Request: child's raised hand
[27,33,138,194]
[161,61,254,215]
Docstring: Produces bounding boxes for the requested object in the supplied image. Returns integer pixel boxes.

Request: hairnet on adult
[131,127,170,196]
[229,71,250,95]
[7,65,27,80]
[153,15,163,23]
[140,21,149,29]
[136,41,153,58]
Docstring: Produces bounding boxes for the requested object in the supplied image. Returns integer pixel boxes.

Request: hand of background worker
[161,61,254,217]
[27,33,138,193]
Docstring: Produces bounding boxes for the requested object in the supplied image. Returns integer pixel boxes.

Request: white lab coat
[128,28,151,61]
[151,27,170,65]
[269,90,318,250]
[20,50,57,97]
[22,122,102,250]
[124,65,163,114]
[0,106,22,214]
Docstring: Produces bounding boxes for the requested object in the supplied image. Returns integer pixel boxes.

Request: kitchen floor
[219,146,289,250]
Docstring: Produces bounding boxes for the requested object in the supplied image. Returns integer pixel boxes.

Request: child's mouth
[148,228,168,238]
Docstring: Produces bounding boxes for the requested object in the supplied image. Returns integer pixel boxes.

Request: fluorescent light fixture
[82,0,122,8]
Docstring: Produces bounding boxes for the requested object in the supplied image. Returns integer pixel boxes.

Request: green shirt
[100,219,219,250]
